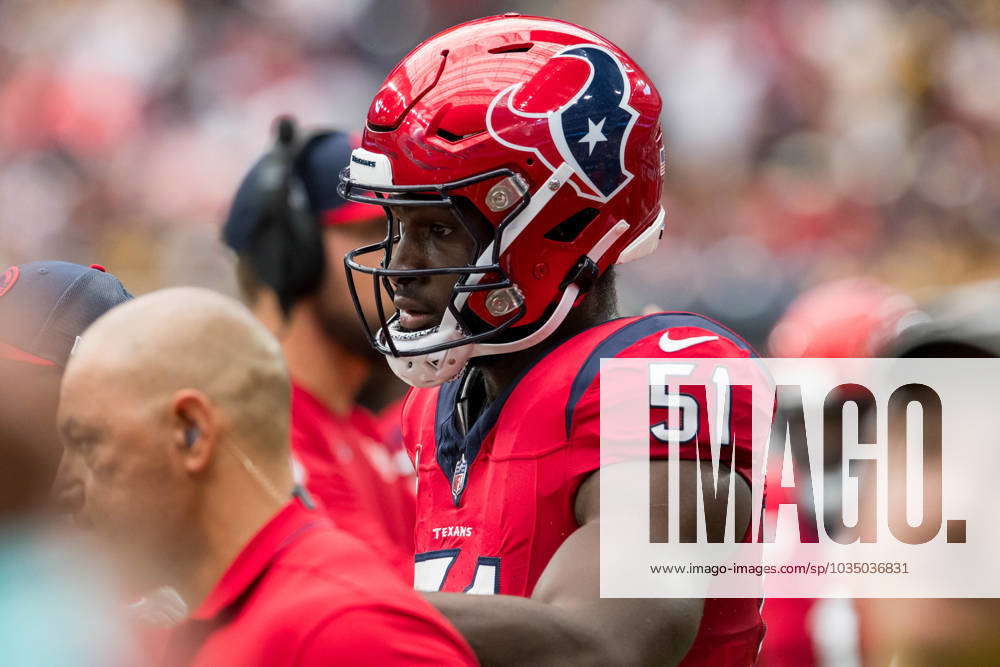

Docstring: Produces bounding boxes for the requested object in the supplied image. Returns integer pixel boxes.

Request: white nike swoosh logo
[659,331,719,353]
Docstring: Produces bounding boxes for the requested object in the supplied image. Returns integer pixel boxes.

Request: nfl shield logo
[451,454,468,506]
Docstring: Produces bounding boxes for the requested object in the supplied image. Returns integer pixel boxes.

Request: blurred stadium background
[0,0,997,348]
[2,3,999,665]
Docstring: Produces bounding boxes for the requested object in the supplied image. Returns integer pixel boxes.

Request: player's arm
[426,459,752,666]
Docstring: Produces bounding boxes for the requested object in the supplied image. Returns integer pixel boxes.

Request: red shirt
[378,395,419,505]
[378,397,406,455]
[403,313,768,665]
[163,499,476,666]
[290,383,415,577]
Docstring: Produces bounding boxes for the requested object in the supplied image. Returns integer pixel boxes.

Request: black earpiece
[185,425,200,449]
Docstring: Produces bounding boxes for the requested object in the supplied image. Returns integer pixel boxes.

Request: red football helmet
[768,278,921,358]
[341,14,665,386]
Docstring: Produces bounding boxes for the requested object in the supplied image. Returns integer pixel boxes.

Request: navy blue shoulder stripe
[564,312,757,438]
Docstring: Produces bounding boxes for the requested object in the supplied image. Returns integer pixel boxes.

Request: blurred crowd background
[1,3,998,665]
[0,0,998,347]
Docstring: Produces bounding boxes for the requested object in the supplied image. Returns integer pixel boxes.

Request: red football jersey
[164,498,476,666]
[402,313,767,665]
[290,383,415,579]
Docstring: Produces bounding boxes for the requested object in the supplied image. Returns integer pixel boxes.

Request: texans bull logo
[486,44,639,202]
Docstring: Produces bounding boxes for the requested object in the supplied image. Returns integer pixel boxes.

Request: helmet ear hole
[544,208,599,243]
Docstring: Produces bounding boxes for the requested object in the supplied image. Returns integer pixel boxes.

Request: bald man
[57,288,476,667]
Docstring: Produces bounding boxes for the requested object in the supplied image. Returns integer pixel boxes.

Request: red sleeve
[296,606,478,666]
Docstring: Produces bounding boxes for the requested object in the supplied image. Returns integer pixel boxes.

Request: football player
[341,15,767,665]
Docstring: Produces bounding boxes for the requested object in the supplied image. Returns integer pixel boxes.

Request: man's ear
[170,389,216,473]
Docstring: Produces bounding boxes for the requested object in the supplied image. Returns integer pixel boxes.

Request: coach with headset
[222,118,415,577]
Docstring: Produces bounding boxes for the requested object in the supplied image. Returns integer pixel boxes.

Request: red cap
[769,278,917,358]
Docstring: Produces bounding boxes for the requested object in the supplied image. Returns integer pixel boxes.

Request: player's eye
[430,223,452,237]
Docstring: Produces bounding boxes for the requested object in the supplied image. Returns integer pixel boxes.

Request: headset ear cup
[284,130,336,302]
[246,120,327,316]
[278,177,326,314]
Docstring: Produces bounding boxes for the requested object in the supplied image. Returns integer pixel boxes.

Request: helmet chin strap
[469,218,630,357]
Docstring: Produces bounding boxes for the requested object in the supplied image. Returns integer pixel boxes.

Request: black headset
[244,117,330,317]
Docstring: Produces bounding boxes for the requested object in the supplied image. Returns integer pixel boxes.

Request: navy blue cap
[222,130,381,254]
[0,261,133,368]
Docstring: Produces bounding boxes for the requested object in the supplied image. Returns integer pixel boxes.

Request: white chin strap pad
[385,344,472,388]
[378,314,471,388]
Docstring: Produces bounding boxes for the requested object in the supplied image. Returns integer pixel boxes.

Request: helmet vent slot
[436,127,485,142]
[488,43,533,54]
[544,208,599,242]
